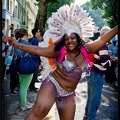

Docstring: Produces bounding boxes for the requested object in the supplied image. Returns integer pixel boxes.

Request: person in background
[14,28,34,111]
[83,26,116,120]
[29,27,43,92]
[109,35,118,57]
[106,41,112,50]
[107,38,118,87]
[108,35,118,86]
[2,17,11,82]
[6,29,20,94]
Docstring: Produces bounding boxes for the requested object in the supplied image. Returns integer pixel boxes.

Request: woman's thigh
[57,94,76,120]
[30,81,56,118]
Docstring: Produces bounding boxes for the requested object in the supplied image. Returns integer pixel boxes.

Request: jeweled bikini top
[56,55,89,79]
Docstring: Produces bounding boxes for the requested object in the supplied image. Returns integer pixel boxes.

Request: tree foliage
[47,0,74,19]
[34,0,75,32]
[90,0,117,28]
[82,2,107,29]
[46,0,75,29]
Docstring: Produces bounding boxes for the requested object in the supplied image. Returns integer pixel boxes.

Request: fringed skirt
[40,73,80,107]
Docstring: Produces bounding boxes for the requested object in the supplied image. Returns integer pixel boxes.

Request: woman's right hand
[8,37,18,46]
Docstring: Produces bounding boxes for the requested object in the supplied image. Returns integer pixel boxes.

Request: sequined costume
[40,54,89,106]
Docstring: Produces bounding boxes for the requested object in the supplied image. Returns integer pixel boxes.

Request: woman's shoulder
[18,39,30,45]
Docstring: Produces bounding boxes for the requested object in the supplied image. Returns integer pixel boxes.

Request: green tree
[34,0,57,32]
[82,2,107,29]
[46,0,74,29]
[90,0,117,28]
[34,0,75,32]
[47,0,74,18]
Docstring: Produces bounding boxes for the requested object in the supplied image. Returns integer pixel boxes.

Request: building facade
[2,0,38,37]
[2,0,12,36]
[26,0,38,37]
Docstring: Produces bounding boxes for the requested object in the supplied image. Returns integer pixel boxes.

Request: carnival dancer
[9,3,118,120]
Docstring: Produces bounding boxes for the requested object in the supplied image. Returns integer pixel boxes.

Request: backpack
[11,39,37,74]
[29,37,41,65]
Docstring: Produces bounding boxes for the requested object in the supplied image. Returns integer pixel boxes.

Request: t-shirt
[31,37,41,65]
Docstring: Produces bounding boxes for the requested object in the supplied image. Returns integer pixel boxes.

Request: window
[6,0,9,11]
[10,1,12,13]
[17,24,19,29]
[11,24,14,34]
[13,6,18,18]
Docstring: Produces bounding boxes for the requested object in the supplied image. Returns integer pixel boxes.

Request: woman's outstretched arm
[87,26,118,53]
[10,38,58,58]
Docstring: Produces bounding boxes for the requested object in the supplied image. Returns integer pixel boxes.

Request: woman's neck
[21,37,26,40]
[67,48,79,54]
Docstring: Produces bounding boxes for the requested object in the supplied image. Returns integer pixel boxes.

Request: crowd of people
[2,18,44,111]
[2,3,118,120]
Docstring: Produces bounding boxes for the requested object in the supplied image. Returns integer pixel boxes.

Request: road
[2,74,118,120]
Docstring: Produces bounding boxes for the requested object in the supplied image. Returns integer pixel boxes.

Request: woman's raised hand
[8,37,18,46]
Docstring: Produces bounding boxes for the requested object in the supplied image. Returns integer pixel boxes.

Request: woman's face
[64,33,78,51]
[24,33,28,40]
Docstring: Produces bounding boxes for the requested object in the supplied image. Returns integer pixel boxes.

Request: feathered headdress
[40,3,95,79]
[44,3,95,44]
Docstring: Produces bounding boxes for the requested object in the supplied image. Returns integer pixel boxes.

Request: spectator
[83,26,113,120]
[29,27,43,92]
[14,28,34,111]
[109,36,118,57]
[107,41,118,87]
[106,41,112,50]
[2,17,11,82]
[107,35,118,87]
[6,30,20,94]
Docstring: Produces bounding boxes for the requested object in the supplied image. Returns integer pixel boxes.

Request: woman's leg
[25,81,56,120]
[2,57,6,82]
[19,73,33,108]
[10,67,19,93]
[57,94,76,120]
[10,68,16,93]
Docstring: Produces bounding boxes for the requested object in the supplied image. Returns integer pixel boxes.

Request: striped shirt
[91,44,111,76]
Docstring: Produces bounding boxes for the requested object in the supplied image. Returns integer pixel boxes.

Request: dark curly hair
[54,33,86,57]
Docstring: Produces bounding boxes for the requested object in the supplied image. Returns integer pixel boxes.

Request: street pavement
[2,73,118,120]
